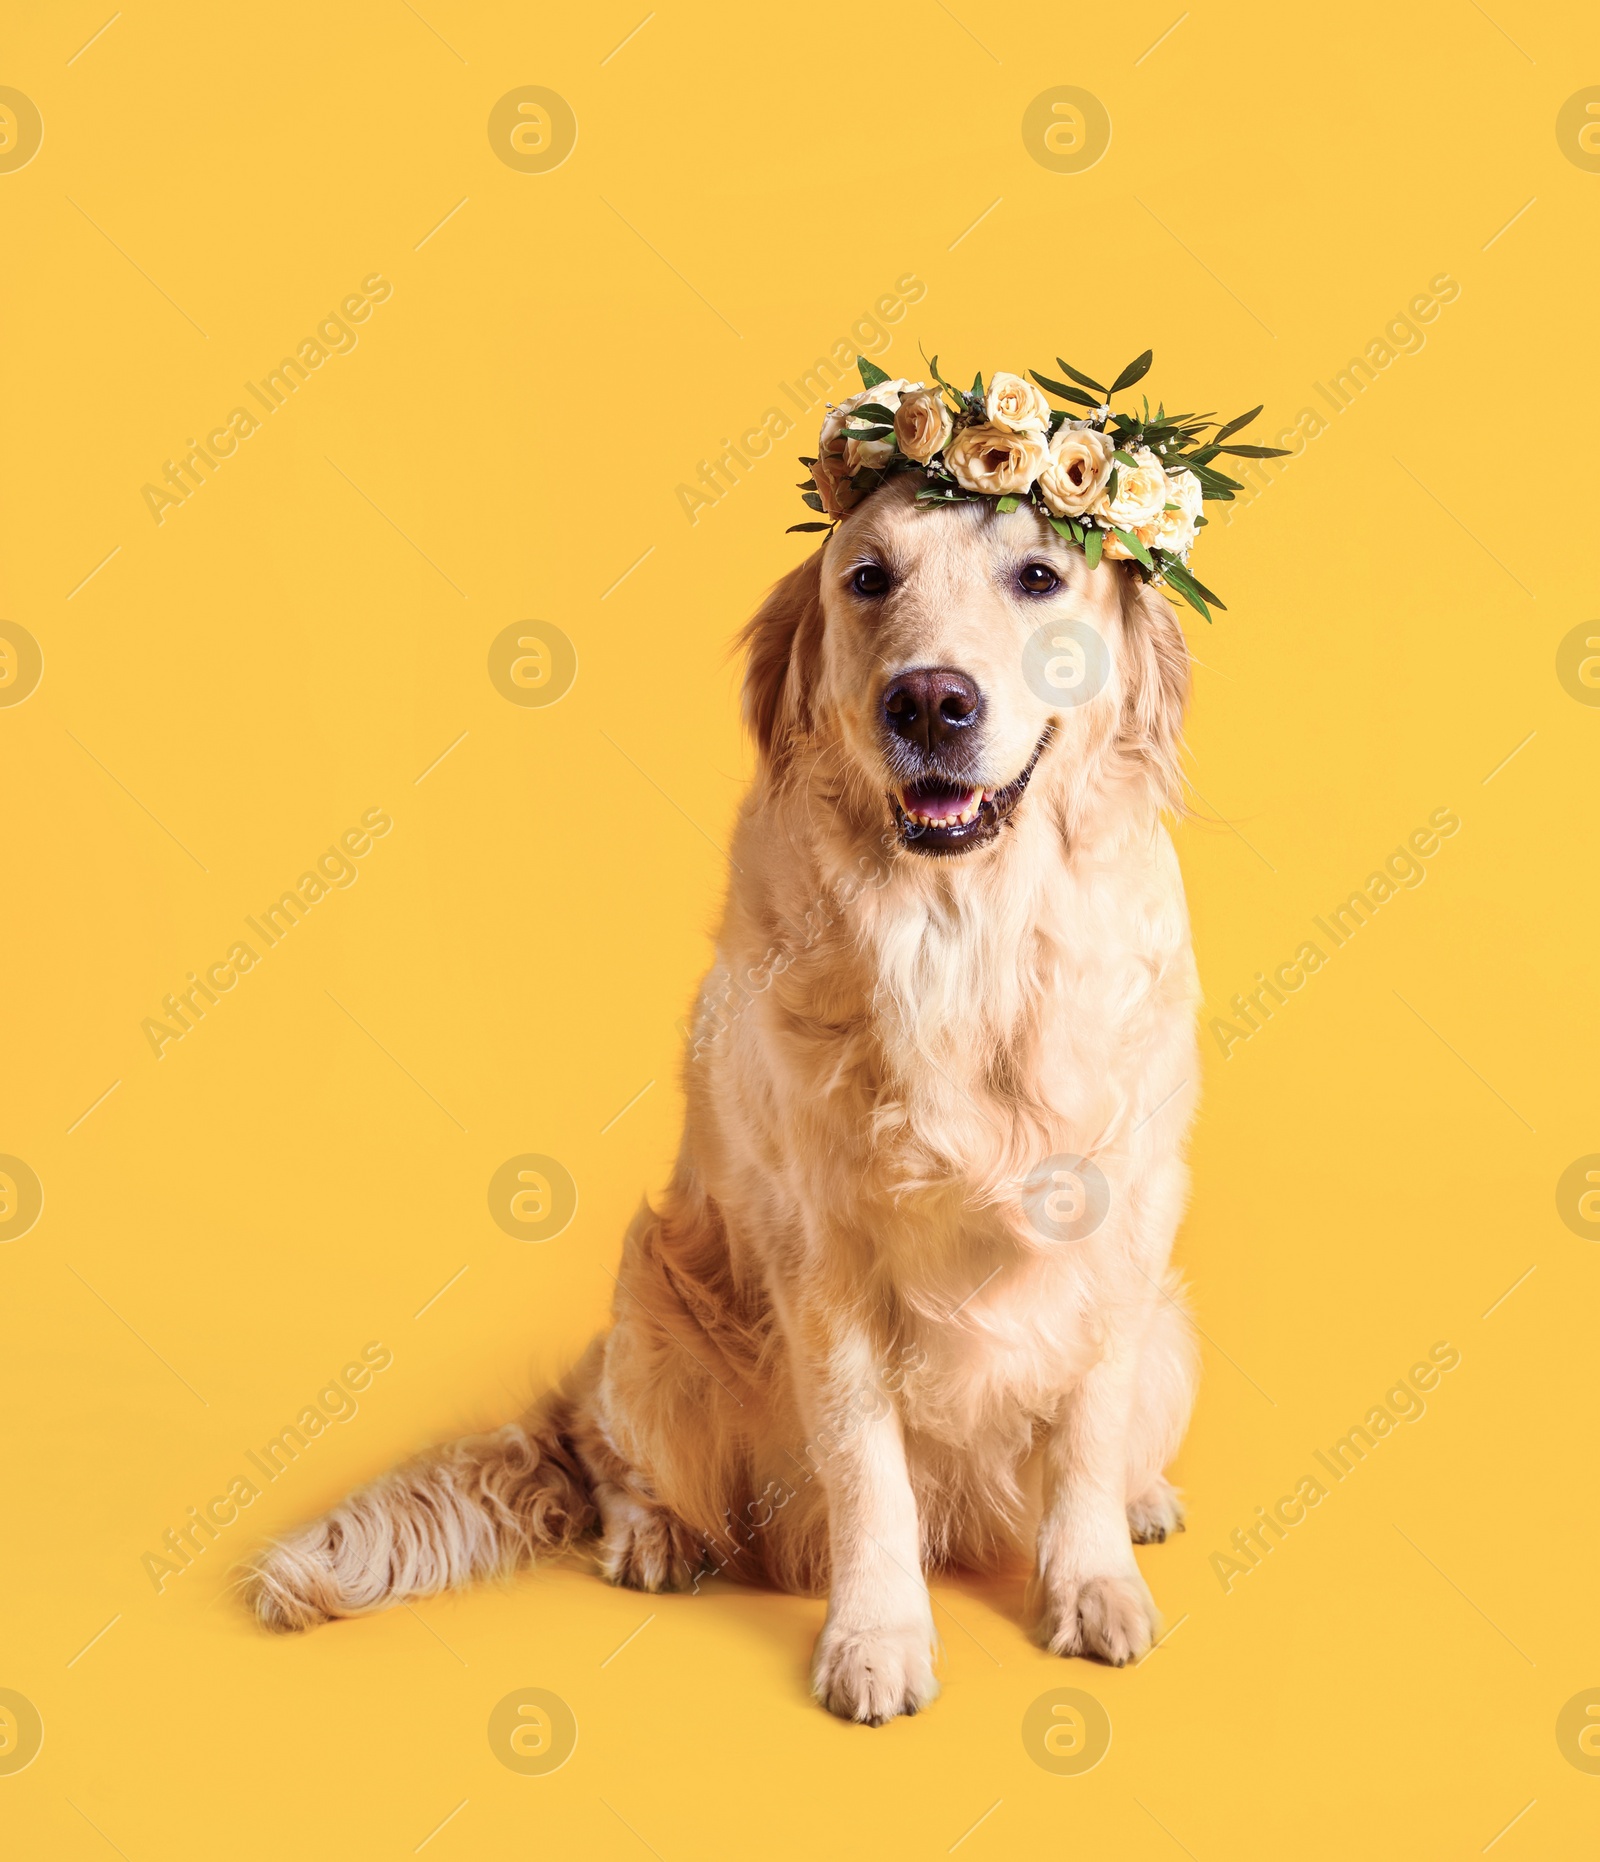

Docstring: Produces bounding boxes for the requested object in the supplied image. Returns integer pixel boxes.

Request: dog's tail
[243,1395,596,1632]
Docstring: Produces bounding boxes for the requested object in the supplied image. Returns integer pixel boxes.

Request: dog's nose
[881,668,984,754]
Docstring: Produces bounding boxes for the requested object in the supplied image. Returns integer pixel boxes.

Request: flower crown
[792,350,1288,621]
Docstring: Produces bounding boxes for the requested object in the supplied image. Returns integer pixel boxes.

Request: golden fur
[247,476,1201,1724]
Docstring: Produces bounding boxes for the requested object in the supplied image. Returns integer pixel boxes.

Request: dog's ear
[740,550,825,766]
[1116,570,1191,809]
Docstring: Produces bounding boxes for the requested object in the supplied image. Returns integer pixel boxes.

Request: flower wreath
[792,350,1288,621]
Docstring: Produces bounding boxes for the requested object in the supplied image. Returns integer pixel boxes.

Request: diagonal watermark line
[1393,1523,1535,1664]
[1393,454,1532,594]
[600,1798,668,1862]
[947,1264,1003,1320]
[326,989,469,1132]
[66,1613,122,1667]
[933,0,1001,62]
[1133,1077,1190,1135]
[1134,1797,1202,1860]
[1470,2,1533,61]
[1483,195,1536,251]
[599,727,739,869]
[601,1612,656,1666]
[67,1800,132,1859]
[67,1264,208,1405]
[600,545,655,600]
[1140,1612,1190,1659]
[1393,990,1535,1133]
[1186,779,1276,872]
[949,196,1003,251]
[405,1605,467,1664]
[415,729,468,785]
[67,1079,122,1135]
[66,544,122,599]
[599,197,742,337]
[414,1264,469,1319]
[1481,729,1535,785]
[601,1079,655,1135]
[1483,1798,1537,1852]
[949,1799,1003,1852]
[414,1799,468,1852]
[67,11,122,64]
[601,11,655,64]
[1482,1264,1536,1319]
[1134,196,1276,338]
[415,196,469,250]
[66,728,209,870]
[401,1,467,62]
[325,457,466,596]
[65,195,209,337]
[1135,10,1189,64]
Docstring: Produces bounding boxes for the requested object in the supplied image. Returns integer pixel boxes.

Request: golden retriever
[247,471,1200,1725]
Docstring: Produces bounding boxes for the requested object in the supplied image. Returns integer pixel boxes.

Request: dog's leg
[1029,1299,1161,1665]
[1124,1275,1197,1544]
[788,1320,938,1725]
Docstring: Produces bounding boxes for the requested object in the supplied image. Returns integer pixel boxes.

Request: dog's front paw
[1030,1570,1158,1666]
[1127,1477,1186,1544]
[811,1615,940,1725]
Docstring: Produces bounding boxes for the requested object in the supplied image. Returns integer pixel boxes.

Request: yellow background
[3,1,1597,1854]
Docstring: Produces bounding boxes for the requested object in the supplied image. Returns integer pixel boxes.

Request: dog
[247,468,1201,1725]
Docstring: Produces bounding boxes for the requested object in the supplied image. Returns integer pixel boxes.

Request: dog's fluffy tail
[244,1397,596,1632]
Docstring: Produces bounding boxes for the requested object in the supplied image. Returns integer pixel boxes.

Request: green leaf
[1109,349,1154,395]
[857,357,891,389]
[1083,527,1104,569]
[844,425,894,441]
[1113,526,1153,569]
[1213,405,1262,442]
[1031,371,1101,410]
[1162,557,1224,618]
[1218,443,1292,458]
[801,491,825,511]
[1056,358,1107,395]
[849,403,898,424]
[995,495,1019,513]
[1112,449,1140,468]
[971,371,985,400]
[787,521,833,533]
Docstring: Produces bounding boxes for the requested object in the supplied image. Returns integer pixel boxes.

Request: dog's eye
[1018,563,1060,596]
[851,563,891,599]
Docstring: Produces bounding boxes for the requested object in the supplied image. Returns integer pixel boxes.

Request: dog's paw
[598,1495,705,1593]
[1127,1477,1186,1544]
[811,1616,940,1725]
[244,1528,345,1632]
[1030,1571,1159,1666]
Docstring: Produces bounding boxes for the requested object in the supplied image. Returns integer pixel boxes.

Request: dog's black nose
[882,668,984,754]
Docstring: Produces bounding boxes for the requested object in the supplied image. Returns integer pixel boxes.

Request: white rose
[1141,466,1204,557]
[945,422,1049,497]
[894,387,954,464]
[820,379,920,473]
[1036,421,1114,517]
[984,370,1051,435]
[1091,445,1168,532]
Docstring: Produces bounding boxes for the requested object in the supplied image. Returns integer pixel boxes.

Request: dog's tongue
[902,783,984,826]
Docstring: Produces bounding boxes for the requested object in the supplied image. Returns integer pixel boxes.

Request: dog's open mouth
[890,731,1051,857]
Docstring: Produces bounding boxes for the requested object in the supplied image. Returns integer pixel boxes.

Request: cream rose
[1091,445,1168,532]
[820,379,920,474]
[1142,466,1204,556]
[945,423,1049,497]
[984,370,1051,435]
[894,387,954,464]
[1036,421,1114,517]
